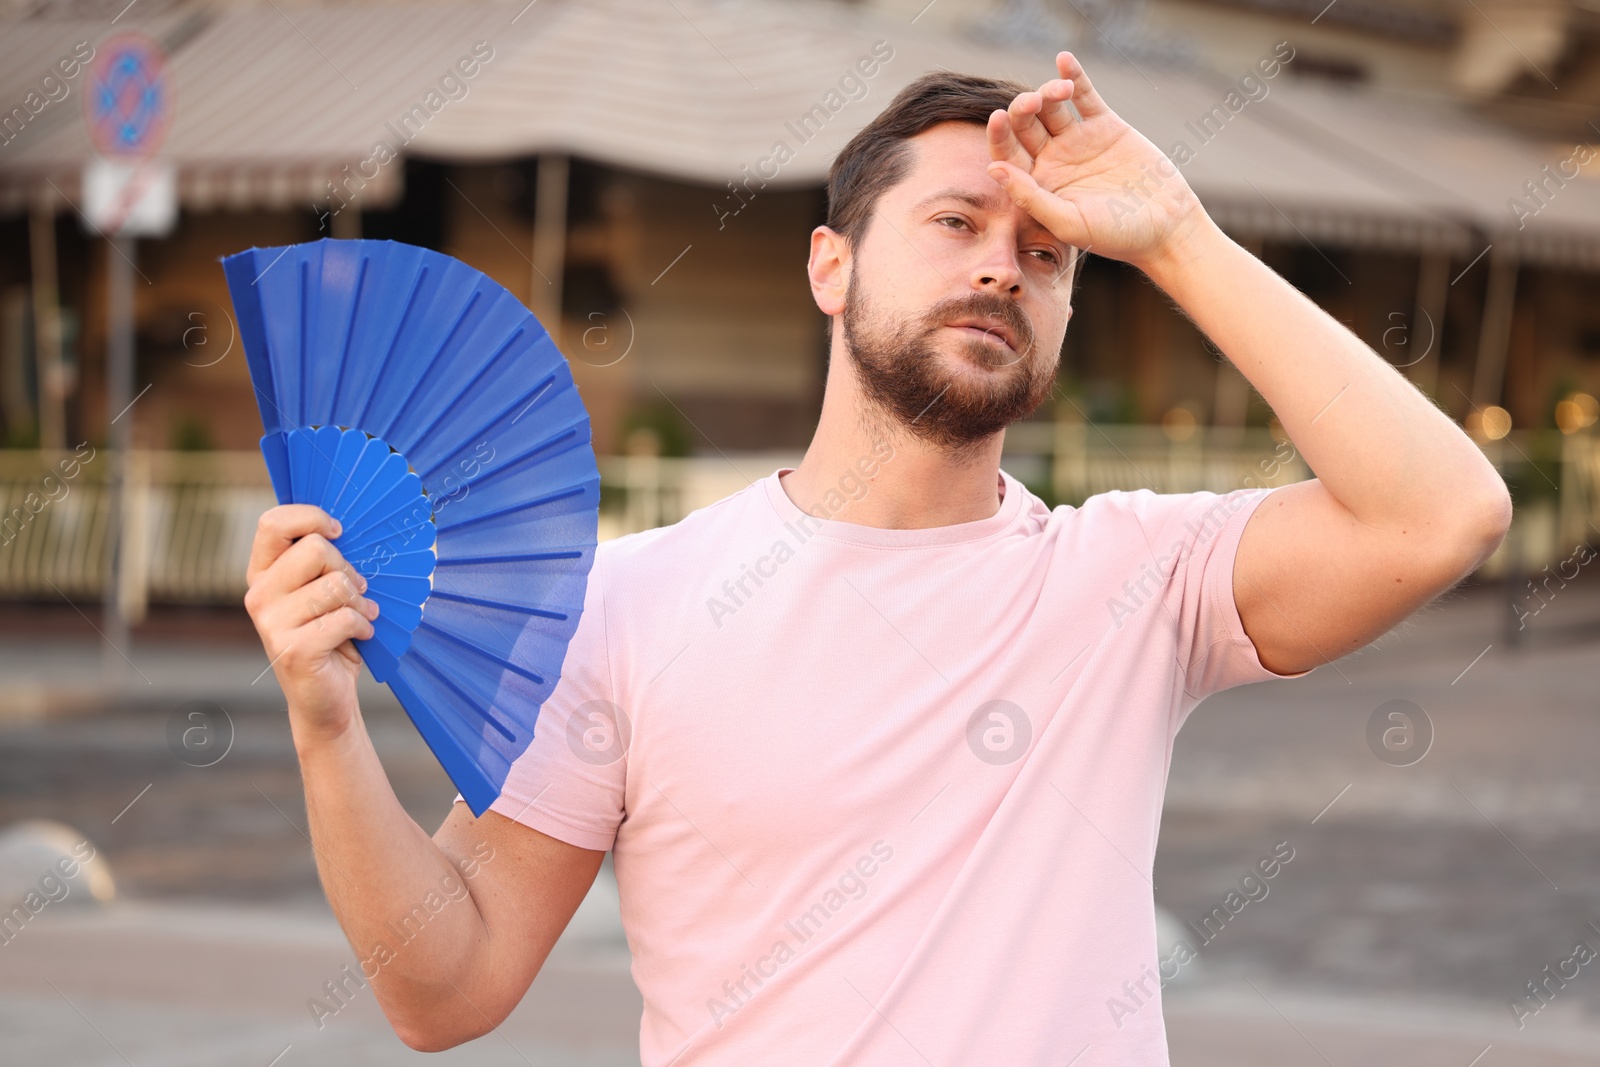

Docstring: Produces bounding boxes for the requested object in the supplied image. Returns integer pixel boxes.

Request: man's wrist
[1134,208,1230,295]
[290,702,368,764]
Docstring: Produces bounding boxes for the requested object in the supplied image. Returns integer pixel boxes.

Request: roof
[0,1,553,213]
[2,0,1597,266]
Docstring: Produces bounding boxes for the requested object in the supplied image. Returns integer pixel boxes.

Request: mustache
[921,293,1035,357]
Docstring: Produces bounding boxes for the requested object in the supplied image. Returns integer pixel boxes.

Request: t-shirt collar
[763,465,1024,548]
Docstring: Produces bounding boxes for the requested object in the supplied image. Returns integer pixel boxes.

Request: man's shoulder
[1068,485,1272,555]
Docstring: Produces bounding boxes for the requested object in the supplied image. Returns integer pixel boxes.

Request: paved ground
[3,573,1600,1064]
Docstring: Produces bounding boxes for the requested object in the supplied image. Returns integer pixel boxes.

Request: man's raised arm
[986,52,1512,675]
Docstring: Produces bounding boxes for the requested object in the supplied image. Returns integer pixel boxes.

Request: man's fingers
[986,109,1034,171]
[246,530,366,618]
[279,608,376,672]
[1005,90,1051,158]
[987,161,1090,248]
[1056,51,1110,119]
[1035,77,1077,136]
[278,569,379,632]
[247,504,341,585]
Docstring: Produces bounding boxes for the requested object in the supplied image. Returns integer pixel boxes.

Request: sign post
[82,32,174,680]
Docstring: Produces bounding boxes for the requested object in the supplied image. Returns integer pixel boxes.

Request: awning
[0,1,552,214]
[409,0,1600,265]
[3,0,1598,267]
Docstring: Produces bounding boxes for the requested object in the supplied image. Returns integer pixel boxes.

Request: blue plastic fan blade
[221,239,600,816]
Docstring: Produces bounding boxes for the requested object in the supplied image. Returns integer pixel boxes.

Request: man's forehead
[896,123,996,190]
[891,125,1066,244]
[906,185,1010,217]
[894,124,1025,214]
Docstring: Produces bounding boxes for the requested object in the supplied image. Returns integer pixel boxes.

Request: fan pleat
[418,619,546,687]
[317,429,370,516]
[407,327,528,451]
[388,290,484,435]
[325,435,391,521]
[411,367,559,487]
[406,648,518,743]
[353,263,431,431]
[335,452,416,540]
[303,426,343,514]
[428,590,567,621]
[325,253,369,419]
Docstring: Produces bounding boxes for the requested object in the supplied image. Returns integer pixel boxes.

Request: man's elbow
[388,998,503,1053]
[393,1018,488,1054]
[1452,478,1514,570]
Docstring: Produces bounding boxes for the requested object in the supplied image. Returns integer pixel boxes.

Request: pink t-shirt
[470,465,1302,1066]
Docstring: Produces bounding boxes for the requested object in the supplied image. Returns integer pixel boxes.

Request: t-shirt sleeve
[1134,484,1312,704]
[451,544,626,852]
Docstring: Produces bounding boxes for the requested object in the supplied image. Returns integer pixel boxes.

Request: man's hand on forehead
[983,51,1205,273]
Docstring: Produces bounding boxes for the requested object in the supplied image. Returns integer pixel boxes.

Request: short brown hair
[827,71,1071,269]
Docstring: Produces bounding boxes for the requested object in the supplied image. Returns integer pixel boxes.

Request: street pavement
[2,573,1599,1064]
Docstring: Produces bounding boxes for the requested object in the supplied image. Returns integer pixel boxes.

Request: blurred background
[3,0,1600,1063]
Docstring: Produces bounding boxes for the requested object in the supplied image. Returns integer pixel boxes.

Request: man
[244,55,1511,1065]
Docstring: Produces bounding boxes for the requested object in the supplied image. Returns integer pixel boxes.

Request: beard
[841,270,1059,456]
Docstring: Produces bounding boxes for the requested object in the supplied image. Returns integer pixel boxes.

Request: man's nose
[970,237,1023,294]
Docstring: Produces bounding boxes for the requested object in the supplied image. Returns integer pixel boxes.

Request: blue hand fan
[221,238,599,816]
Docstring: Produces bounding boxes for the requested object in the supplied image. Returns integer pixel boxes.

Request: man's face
[840,121,1077,453]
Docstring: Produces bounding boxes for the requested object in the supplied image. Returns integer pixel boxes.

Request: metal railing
[3,427,1596,610]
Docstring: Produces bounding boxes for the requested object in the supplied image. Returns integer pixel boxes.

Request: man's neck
[779,396,1007,530]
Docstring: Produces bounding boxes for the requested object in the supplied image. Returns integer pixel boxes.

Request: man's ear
[808,225,850,317]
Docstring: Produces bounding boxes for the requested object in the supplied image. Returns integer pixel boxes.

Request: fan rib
[415,370,556,489]
[391,290,483,433]
[437,484,589,534]
[408,327,526,451]
[327,255,370,418]
[418,619,546,687]
[427,590,568,622]
[434,550,584,566]
[474,426,580,488]
[408,650,518,742]
[298,259,310,425]
[340,482,430,553]
[354,264,431,432]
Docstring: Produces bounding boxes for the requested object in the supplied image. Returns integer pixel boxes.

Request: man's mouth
[945,317,1019,353]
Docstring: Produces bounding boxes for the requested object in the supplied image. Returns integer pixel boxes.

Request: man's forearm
[294,706,491,1037]
[1137,213,1509,539]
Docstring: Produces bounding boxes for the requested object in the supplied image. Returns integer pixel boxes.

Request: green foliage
[170,415,212,452]
[617,399,693,457]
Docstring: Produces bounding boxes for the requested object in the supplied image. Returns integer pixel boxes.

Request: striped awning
[0,1,553,214]
[2,0,1598,266]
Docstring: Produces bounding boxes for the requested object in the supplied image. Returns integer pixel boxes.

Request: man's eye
[1028,249,1060,264]
[936,216,968,230]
